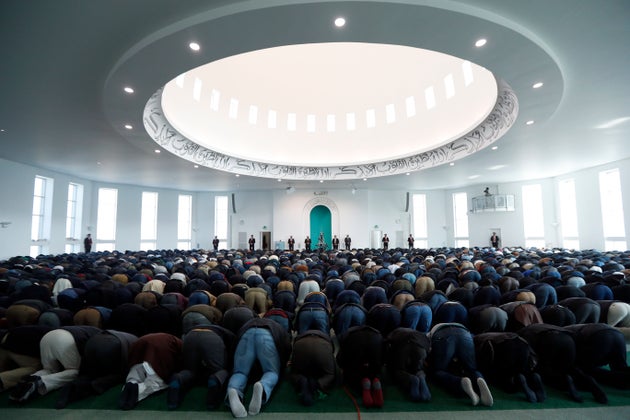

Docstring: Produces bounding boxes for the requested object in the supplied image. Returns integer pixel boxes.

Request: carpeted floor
[2,369,630,420]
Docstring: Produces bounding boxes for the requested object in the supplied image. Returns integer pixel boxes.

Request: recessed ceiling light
[320,180,324,183]
[235,174,240,177]
[363,178,367,181]
[475,39,487,47]
[406,172,410,176]
[124,124,133,130]
[334,17,346,27]
[449,162,455,166]
[277,179,282,182]
[532,82,543,89]
[526,120,535,125]
[194,165,198,168]
[154,149,161,153]
[123,86,134,94]
[491,146,498,150]
[189,42,200,51]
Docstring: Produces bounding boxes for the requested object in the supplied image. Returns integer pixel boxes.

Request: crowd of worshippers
[1,246,630,417]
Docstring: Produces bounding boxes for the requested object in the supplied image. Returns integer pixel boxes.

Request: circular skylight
[160,42,498,168]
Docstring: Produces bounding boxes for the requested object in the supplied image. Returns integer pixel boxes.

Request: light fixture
[334,17,346,27]
[351,187,357,195]
[0,129,5,132]
[189,42,200,51]
[475,38,487,47]
[154,149,161,153]
[286,186,295,194]
[235,174,240,177]
[277,178,282,182]
[363,178,367,181]
[532,82,543,89]
[124,124,133,130]
[123,86,134,94]
[449,162,455,166]
[405,172,410,176]
[193,165,198,168]
[526,120,534,125]
[320,180,324,183]
[491,146,498,150]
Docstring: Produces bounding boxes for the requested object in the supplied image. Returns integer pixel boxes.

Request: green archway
[310,205,331,251]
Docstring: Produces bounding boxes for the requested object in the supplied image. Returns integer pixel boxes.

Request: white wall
[1,156,629,260]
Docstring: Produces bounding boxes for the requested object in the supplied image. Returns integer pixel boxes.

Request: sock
[477,377,493,407]
[361,378,373,407]
[409,375,421,402]
[371,378,384,408]
[566,375,583,403]
[299,376,314,406]
[516,374,536,403]
[206,376,221,409]
[248,381,264,416]
[227,388,247,418]
[418,375,432,402]
[461,377,479,406]
[529,373,546,403]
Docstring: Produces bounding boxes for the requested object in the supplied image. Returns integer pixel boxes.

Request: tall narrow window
[96,188,118,252]
[140,191,158,250]
[599,168,626,251]
[65,182,84,253]
[178,194,193,250]
[214,196,229,249]
[452,192,469,248]
[522,184,545,248]
[30,175,54,257]
[412,194,428,248]
[558,179,579,250]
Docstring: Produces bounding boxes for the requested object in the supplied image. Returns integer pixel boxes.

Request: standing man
[382,234,390,250]
[212,236,220,252]
[490,232,500,248]
[407,234,414,249]
[304,236,312,252]
[287,236,295,252]
[344,235,351,251]
[248,235,256,252]
[332,235,340,251]
[83,234,92,253]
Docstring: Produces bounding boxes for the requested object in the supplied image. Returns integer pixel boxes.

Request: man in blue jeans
[225,317,291,417]
[427,323,493,407]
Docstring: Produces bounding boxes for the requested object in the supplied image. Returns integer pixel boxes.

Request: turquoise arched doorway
[310,205,331,251]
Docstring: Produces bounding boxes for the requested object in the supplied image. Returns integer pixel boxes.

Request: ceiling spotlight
[123,86,134,94]
[363,178,367,181]
[194,165,199,168]
[449,162,455,166]
[189,42,201,51]
[532,82,543,89]
[320,180,324,183]
[235,174,240,177]
[154,149,161,153]
[277,178,282,182]
[405,172,410,176]
[334,17,346,27]
[475,38,487,47]
[491,146,498,150]
[124,124,133,130]
[526,120,535,125]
